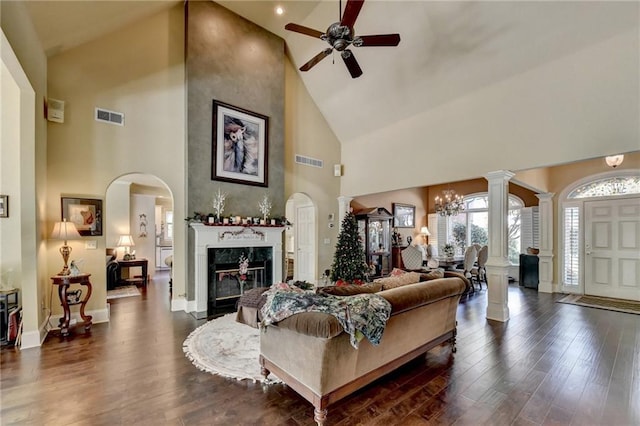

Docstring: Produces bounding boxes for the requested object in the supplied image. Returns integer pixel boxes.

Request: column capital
[536,192,555,201]
[337,196,353,205]
[337,196,354,231]
[484,170,516,182]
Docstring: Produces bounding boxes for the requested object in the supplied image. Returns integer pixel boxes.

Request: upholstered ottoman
[235,287,270,328]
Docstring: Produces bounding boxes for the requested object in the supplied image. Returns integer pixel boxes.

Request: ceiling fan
[285,0,401,78]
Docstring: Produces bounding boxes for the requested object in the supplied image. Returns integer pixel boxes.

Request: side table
[51,274,93,336]
[118,258,149,287]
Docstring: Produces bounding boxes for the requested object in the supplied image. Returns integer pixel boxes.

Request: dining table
[435,257,465,271]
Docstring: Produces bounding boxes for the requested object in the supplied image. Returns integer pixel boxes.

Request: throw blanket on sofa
[260,285,392,349]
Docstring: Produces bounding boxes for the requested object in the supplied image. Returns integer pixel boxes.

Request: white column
[337,196,353,230]
[536,193,555,293]
[484,170,515,322]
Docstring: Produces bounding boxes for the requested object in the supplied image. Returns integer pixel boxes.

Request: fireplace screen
[208,247,272,312]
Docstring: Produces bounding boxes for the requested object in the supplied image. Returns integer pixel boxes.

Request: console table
[51,274,93,337]
[118,258,148,287]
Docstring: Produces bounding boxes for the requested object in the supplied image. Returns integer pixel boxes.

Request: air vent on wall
[295,154,323,168]
[95,107,125,126]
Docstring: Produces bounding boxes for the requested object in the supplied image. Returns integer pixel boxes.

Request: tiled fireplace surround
[191,223,285,319]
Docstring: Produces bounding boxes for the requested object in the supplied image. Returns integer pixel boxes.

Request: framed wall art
[61,197,102,236]
[211,100,269,187]
[0,195,8,218]
[392,203,415,228]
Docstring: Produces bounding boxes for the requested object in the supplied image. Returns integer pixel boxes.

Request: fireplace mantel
[190,223,285,318]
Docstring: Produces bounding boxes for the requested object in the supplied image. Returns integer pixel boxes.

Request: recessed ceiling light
[275,5,284,15]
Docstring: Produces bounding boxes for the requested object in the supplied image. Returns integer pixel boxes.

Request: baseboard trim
[19,330,42,350]
[538,281,554,293]
[41,307,110,331]
[171,296,188,312]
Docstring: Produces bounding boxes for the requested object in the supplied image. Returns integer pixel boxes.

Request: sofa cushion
[271,312,345,339]
[317,282,382,296]
[375,271,421,290]
[420,269,444,281]
[380,277,466,315]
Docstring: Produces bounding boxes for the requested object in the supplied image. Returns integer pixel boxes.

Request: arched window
[568,176,640,199]
[560,171,640,290]
[446,193,524,263]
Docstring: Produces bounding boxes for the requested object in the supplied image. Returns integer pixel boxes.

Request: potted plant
[442,243,455,259]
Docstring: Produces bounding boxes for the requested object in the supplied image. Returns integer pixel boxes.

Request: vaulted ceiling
[24,1,638,152]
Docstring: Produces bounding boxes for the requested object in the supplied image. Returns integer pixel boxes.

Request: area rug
[106,285,141,300]
[557,294,640,315]
[182,312,281,384]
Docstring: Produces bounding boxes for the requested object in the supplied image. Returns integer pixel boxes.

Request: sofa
[259,274,466,425]
[106,248,119,290]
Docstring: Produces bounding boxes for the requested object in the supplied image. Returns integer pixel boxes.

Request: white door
[585,198,640,301]
[296,205,316,283]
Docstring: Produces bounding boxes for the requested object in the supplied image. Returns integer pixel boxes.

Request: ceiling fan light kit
[285,0,401,78]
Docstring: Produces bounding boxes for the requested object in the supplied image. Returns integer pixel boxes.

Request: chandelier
[435,189,465,217]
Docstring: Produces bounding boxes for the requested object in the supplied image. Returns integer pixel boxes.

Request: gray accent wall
[186,1,285,300]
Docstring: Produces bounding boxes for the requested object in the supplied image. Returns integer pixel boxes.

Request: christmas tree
[330,211,369,285]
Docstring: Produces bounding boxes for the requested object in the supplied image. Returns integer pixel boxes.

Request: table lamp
[420,226,431,244]
[117,235,135,259]
[51,219,81,275]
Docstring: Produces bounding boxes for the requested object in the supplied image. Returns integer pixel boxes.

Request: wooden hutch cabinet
[355,207,393,278]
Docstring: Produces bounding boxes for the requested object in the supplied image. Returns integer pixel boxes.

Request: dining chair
[401,245,423,271]
[461,245,478,281]
[471,245,488,290]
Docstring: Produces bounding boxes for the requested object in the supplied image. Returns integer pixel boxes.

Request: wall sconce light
[51,219,81,275]
[605,155,624,168]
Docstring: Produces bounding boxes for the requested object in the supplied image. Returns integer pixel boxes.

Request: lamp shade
[117,235,135,247]
[51,219,81,275]
[420,226,431,236]
[51,219,81,242]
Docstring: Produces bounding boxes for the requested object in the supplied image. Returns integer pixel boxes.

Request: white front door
[584,198,640,301]
[295,205,316,283]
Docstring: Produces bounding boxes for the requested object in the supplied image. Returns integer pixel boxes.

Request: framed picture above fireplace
[211,100,269,187]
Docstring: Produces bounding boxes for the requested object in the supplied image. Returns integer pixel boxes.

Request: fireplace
[208,247,272,312]
[191,223,285,319]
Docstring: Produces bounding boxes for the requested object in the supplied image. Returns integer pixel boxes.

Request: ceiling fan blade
[340,0,365,29]
[285,23,324,39]
[358,34,401,47]
[300,49,333,71]
[341,50,363,79]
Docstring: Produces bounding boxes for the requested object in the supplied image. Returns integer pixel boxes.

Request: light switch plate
[324,238,331,245]
[85,240,97,250]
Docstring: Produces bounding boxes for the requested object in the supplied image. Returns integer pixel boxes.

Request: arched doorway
[559,170,640,300]
[285,193,317,283]
[105,173,174,296]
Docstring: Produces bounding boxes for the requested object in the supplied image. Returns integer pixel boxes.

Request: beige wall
[353,179,539,242]
[1,2,49,347]
[284,57,342,275]
[342,29,639,197]
[353,187,429,243]
[547,151,640,285]
[45,4,186,314]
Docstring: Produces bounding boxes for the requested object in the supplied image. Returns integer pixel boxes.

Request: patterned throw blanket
[260,284,392,349]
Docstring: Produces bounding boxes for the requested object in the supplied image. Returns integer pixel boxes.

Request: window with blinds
[520,207,539,252]
[563,206,580,286]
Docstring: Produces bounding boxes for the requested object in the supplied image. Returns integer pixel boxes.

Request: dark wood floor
[1,274,639,425]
